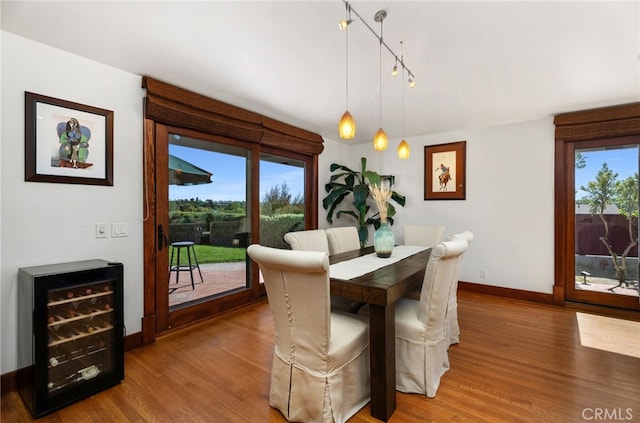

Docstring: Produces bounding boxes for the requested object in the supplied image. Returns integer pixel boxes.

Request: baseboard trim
[458,281,554,304]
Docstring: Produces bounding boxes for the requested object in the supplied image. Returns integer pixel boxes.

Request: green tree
[575,152,587,169]
[579,163,638,288]
[261,181,303,215]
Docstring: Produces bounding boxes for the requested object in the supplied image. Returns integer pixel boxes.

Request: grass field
[170,245,246,265]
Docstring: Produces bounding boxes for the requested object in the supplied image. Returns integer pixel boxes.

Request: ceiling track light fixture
[340,1,416,88]
[337,1,416,151]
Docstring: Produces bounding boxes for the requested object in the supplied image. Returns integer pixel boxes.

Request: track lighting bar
[342,0,416,84]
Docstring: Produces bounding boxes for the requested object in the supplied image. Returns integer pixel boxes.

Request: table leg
[368,303,396,421]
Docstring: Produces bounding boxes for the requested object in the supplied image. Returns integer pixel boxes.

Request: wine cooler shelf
[47,283,115,348]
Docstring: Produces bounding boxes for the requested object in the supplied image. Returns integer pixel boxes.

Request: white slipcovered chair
[326,226,361,255]
[283,228,329,253]
[444,230,474,347]
[403,224,446,248]
[285,228,362,314]
[325,226,366,313]
[402,225,446,301]
[247,244,370,422]
[384,238,468,397]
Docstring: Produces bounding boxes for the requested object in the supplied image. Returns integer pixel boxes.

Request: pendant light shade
[335,3,416,151]
[373,128,388,151]
[339,2,356,140]
[373,9,387,151]
[397,139,410,159]
[397,41,409,159]
[339,110,356,139]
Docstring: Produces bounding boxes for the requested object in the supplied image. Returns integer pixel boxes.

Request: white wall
[1,31,556,375]
[345,120,556,294]
[1,32,145,374]
[317,137,351,229]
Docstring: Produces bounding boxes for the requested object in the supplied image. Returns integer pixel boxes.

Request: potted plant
[322,157,405,248]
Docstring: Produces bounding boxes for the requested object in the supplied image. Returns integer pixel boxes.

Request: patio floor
[168,261,248,307]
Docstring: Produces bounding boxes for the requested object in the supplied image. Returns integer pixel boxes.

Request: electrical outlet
[480,269,487,280]
[96,223,108,239]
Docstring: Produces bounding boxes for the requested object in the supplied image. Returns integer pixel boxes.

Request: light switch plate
[96,223,108,239]
[112,222,128,238]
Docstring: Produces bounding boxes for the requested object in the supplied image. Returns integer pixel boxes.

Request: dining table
[329,245,431,422]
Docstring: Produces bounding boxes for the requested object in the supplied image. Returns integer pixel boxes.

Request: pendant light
[338,3,356,140]
[335,1,416,152]
[397,41,410,159]
[373,9,388,151]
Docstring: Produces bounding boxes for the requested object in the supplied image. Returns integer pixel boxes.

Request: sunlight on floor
[576,312,640,358]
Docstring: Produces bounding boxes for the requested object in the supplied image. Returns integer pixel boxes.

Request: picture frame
[25,92,114,186]
[424,141,466,200]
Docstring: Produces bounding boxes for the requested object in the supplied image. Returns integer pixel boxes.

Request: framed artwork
[25,92,114,186]
[424,141,466,200]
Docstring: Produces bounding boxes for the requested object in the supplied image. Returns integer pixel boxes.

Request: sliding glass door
[258,153,306,249]
[149,124,318,333]
[569,138,640,310]
[167,134,252,308]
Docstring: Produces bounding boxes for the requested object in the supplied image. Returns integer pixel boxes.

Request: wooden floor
[3,291,639,422]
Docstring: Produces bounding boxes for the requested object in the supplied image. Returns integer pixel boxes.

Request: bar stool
[169,227,204,291]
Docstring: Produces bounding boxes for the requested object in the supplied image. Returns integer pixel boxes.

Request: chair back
[443,230,473,346]
[445,230,474,291]
[404,225,445,248]
[446,230,474,244]
[418,238,468,339]
[283,229,329,253]
[326,226,360,254]
[247,244,331,366]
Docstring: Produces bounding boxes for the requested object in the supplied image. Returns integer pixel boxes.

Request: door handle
[157,224,168,251]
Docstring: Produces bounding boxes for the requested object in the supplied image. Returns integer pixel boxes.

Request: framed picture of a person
[25,92,113,186]
[424,141,466,200]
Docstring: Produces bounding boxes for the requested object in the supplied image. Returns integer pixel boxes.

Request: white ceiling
[2,1,639,145]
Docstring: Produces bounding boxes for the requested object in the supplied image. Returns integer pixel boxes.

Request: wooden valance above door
[142,76,324,155]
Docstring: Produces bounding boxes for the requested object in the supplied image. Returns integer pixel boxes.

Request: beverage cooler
[18,259,124,418]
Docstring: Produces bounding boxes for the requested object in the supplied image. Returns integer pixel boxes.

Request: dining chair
[285,228,362,313]
[445,230,474,347]
[326,226,361,255]
[325,226,367,313]
[360,238,468,397]
[247,244,370,423]
[283,229,329,253]
[403,224,445,247]
[402,225,446,301]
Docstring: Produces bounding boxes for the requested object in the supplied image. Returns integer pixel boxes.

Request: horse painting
[435,164,452,191]
[439,171,451,191]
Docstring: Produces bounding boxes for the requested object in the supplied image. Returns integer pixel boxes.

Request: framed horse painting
[424,141,466,200]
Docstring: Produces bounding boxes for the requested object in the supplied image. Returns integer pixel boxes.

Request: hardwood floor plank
[2,291,639,422]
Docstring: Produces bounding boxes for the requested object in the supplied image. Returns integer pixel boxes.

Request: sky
[168,143,638,203]
[575,146,639,200]
[168,144,304,202]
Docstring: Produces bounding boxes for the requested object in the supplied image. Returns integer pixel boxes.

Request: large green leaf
[323,157,405,244]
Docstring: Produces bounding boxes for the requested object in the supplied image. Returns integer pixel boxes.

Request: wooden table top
[329,245,431,306]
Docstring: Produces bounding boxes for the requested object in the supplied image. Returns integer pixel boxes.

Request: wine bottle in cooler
[94,297,112,311]
[48,345,68,368]
[74,300,95,315]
